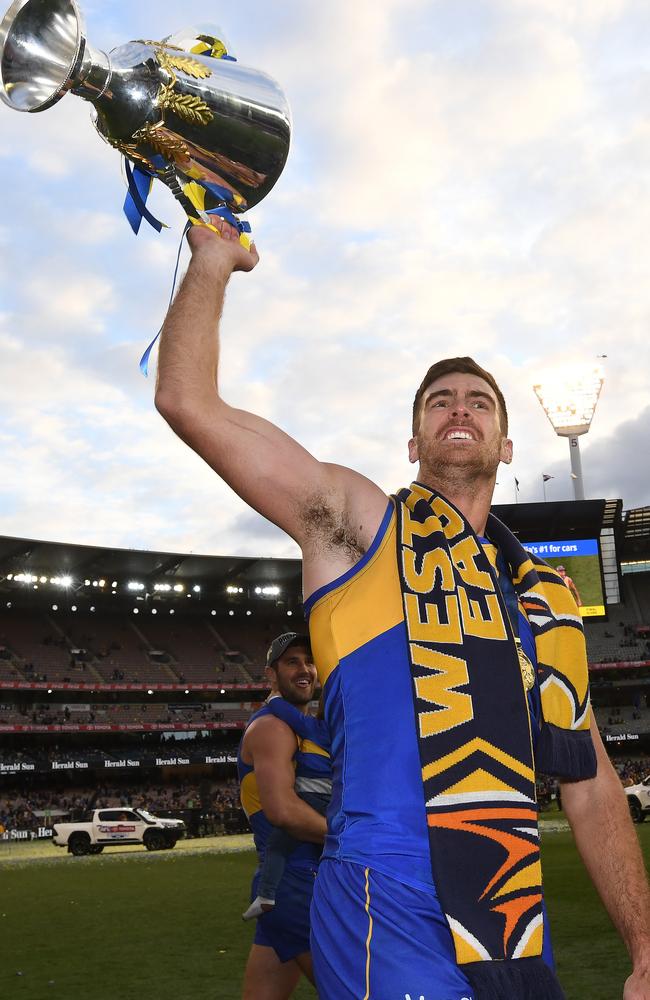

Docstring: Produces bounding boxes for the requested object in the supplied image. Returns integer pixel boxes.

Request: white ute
[52,807,186,855]
[625,775,650,824]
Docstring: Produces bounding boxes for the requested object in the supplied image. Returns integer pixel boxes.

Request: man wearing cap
[238,632,327,1000]
[156,224,650,999]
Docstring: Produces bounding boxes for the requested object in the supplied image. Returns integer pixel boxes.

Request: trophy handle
[156,164,211,225]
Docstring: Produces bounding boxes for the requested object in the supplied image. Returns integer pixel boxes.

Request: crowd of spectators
[0,778,244,837]
[613,758,649,787]
[0,701,251,727]
[0,755,648,837]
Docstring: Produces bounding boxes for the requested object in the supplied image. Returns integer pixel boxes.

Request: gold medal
[516,640,535,691]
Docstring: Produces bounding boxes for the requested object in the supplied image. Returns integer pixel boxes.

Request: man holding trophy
[2,1,650,998]
[153,220,650,1000]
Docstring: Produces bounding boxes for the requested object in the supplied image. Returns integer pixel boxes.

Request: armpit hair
[301,494,367,562]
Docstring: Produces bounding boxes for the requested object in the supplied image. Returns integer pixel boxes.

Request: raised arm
[246,715,326,844]
[154,221,385,551]
[560,715,650,998]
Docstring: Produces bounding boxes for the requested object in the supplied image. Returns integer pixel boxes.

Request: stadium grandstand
[1,497,649,843]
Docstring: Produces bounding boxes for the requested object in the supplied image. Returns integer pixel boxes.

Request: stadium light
[52,604,58,611]
[287,610,293,617]
[173,584,184,593]
[128,581,145,591]
[533,363,604,501]
[228,610,234,616]
[193,585,201,593]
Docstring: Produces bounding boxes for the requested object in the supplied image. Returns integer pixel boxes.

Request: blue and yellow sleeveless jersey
[304,501,542,891]
[237,704,323,870]
[265,696,332,798]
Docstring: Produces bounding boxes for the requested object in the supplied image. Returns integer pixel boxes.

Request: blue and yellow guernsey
[304,501,542,891]
[237,703,326,870]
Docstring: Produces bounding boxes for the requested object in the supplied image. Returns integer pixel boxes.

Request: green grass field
[1,826,648,1000]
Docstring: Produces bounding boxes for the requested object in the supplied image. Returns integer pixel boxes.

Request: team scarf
[393,483,596,999]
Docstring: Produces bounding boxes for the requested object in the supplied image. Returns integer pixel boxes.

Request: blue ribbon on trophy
[0,5,291,373]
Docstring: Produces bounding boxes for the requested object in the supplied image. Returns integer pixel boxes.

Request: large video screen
[522,538,606,619]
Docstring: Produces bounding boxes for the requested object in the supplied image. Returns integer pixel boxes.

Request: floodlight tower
[533,365,604,501]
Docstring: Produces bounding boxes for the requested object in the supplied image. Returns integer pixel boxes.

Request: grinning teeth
[447,431,473,440]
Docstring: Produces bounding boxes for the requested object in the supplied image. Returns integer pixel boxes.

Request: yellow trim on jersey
[363,867,373,1000]
[239,770,262,818]
[299,738,330,759]
[309,511,404,686]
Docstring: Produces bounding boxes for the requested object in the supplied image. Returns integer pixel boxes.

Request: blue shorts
[311,860,557,1000]
[311,859,475,1000]
[252,863,317,963]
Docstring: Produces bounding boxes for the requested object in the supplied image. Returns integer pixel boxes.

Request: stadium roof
[621,506,650,561]
[0,497,637,605]
[491,498,618,541]
[0,533,303,601]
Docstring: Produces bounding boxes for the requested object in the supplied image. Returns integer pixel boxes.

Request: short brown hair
[412,357,508,435]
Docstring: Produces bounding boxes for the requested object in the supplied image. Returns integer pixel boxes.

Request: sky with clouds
[1,0,649,560]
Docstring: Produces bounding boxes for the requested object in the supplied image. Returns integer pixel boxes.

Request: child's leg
[242,826,299,920]
[257,826,299,900]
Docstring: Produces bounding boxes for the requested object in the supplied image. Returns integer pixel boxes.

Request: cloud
[0,0,649,560]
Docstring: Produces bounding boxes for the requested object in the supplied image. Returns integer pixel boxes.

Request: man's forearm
[268,792,327,845]
[155,251,231,407]
[562,766,650,969]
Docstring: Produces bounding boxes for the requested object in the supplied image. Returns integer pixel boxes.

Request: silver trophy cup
[0,0,292,225]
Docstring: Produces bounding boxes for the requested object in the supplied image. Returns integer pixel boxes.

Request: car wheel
[68,833,91,856]
[628,798,645,823]
[143,829,166,851]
